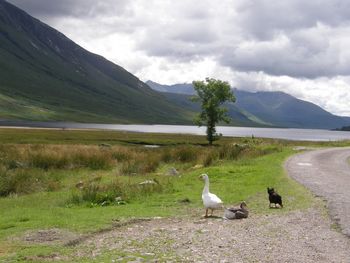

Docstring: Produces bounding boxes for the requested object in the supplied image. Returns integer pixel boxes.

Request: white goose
[199,174,223,217]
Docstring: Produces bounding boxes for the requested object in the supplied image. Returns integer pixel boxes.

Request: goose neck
[202,177,210,194]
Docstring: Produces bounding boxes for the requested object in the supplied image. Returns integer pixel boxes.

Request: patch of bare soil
[74,206,350,262]
[24,253,63,262]
[22,228,80,245]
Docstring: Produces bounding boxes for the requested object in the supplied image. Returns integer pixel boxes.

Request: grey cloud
[138,38,210,62]
[134,0,350,78]
[220,25,350,78]
[237,0,350,40]
[170,22,218,43]
[136,19,220,61]
[7,0,129,18]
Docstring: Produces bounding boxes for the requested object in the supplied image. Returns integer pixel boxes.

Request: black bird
[267,187,283,208]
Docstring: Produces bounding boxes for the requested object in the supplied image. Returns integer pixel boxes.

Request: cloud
[7,0,130,18]
[5,0,350,116]
[236,0,350,40]
[221,23,350,78]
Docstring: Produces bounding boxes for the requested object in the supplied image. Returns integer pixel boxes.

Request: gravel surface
[74,206,350,262]
[286,147,350,237]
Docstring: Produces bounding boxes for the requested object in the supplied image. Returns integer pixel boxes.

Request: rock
[75,181,84,189]
[139,180,157,185]
[8,160,25,169]
[178,198,191,203]
[99,143,111,148]
[144,145,160,148]
[167,167,179,176]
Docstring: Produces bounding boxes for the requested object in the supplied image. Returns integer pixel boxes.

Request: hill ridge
[0,0,191,123]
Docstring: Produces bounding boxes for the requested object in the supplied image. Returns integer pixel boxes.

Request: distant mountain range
[146,81,350,129]
[337,126,350,131]
[0,0,192,124]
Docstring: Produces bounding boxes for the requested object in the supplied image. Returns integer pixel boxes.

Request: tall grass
[0,140,283,197]
[0,144,115,170]
[0,166,47,196]
[69,176,171,206]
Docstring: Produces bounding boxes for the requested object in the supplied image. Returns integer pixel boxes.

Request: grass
[0,128,349,262]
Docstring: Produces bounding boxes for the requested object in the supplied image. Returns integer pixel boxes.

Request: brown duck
[223,201,249,219]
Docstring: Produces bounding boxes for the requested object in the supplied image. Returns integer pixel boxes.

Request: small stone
[167,167,179,176]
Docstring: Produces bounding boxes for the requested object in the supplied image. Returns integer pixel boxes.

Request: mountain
[146,81,196,95]
[233,90,350,129]
[146,81,350,129]
[337,126,350,131]
[0,0,192,124]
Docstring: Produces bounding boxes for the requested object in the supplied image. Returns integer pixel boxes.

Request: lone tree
[191,78,236,145]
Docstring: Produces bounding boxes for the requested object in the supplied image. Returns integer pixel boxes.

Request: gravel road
[73,207,350,262]
[286,147,350,237]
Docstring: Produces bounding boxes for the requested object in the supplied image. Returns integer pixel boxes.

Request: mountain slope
[146,81,196,95]
[160,92,267,127]
[0,0,192,123]
[147,81,350,129]
[234,90,350,129]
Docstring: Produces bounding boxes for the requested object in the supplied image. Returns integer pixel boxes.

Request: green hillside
[0,0,193,124]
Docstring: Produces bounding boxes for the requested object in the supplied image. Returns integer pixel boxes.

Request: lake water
[1,120,350,141]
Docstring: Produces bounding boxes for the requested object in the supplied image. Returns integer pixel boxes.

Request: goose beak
[198,175,203,180]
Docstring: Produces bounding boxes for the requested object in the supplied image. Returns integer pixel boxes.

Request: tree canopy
[191,78,236,145]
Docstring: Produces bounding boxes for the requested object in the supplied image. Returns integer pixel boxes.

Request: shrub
[18,145,116,170]
[69,177,172,206]
[173,146,199,163]
[160,148,173,163]
[218,144,247,160]
[0,168,46,196]
[81,183,100,203]
[202,151,218,167]
[111,148,132,161]
[73,150,113,170]
[120,159,141,175]
[30,151,69,170]
[244,145,282,158]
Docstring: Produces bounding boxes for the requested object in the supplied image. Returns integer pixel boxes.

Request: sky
[7,0,350,116]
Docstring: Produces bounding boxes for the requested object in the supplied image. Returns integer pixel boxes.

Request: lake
[1,120,350,141]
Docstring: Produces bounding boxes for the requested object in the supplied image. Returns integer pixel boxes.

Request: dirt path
[74,207,350,262]
[286,147,350,237]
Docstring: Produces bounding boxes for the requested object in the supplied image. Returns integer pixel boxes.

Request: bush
[218,144,247,160]
[9,145,116,170]
[0,168,46,196]
[160,148,172,163]
[73,150,113,170]
[69,177,172,206]
[173,146,199,163]
[111,148,132,161]
[30,151,69,170]
[202,151,218,167]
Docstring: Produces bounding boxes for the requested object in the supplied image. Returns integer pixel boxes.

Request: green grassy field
[0,128,349,262]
